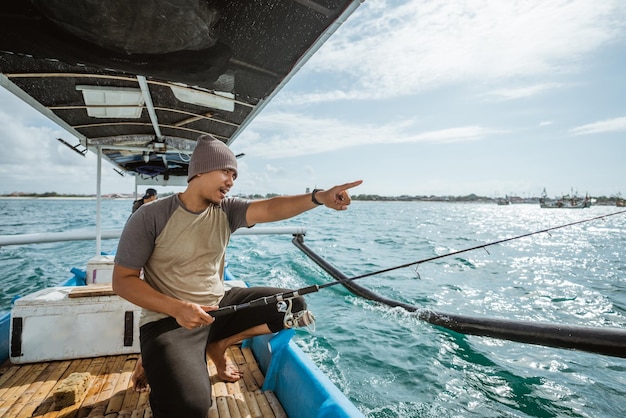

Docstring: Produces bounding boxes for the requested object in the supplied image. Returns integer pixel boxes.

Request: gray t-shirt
[115,193,249,325]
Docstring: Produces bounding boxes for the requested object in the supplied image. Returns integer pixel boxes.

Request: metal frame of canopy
[0,0,363,256]
[0,1,363,186]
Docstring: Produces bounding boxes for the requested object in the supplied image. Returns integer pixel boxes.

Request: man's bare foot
[131,357,151,392]
[221,363,244,382]
[207,342,243,382]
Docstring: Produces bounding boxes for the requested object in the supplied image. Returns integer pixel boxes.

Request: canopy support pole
[96,146,102,256]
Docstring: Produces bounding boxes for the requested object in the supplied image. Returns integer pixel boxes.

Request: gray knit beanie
[187,135,238,182]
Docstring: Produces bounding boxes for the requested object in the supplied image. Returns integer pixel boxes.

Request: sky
[1,0,625,198]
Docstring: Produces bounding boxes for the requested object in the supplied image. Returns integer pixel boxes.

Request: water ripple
[2,200,626,417]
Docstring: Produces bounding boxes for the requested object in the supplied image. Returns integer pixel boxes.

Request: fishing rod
[210,209,626,358]
[292,212,626,358]
[211,209,626,318]
[326,208,626,284]
[291,209,626,359]
[292,233,626,359]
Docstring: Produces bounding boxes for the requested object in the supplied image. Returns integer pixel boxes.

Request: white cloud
[285,0,625,103]
[0,94,136,194]
[236,112,501,158]
[264,164,283,174]
[570,116,626,135]
[485,83,564,101]
[0,110,78,169]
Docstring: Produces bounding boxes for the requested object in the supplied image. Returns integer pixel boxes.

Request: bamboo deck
[0,345,286,418]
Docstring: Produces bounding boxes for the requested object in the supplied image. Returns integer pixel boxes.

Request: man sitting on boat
[112,134,362,418]
[131,188,158,213]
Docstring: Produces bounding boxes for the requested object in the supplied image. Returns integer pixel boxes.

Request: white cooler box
[86,255,116,284]
[10,286,141,364]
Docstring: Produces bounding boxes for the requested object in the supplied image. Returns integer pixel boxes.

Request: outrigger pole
[211,210,626,358]
[292,234,626,359]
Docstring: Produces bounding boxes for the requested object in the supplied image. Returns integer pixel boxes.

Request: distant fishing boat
[539,188,591,209]
[496,195,511,205]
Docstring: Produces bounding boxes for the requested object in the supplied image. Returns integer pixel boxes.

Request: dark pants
[139,286,306,418]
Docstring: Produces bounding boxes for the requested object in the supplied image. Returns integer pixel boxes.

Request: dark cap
[142,188,157,199]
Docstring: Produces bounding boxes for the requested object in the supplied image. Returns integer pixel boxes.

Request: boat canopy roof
[0,0,360,186]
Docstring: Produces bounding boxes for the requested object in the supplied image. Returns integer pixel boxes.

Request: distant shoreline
[1,193,622,205]
[0,196,133,200]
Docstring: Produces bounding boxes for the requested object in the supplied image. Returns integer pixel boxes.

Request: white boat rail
[0,226,306,247]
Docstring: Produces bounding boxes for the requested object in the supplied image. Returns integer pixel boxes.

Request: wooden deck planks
[39,358,93,417]
[0,362,48,416]
[105,356,138,415]
[0,345,282,417]
[14,360,72,418]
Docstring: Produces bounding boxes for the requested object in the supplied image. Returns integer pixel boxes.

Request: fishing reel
[277,300,316,332]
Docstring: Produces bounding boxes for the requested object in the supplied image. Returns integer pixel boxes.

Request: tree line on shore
[4,191,623,205]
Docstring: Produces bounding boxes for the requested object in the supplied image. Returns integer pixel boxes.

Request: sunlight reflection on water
[1,199,625,417]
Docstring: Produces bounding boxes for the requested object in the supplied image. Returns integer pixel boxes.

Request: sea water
[1,198,625,417]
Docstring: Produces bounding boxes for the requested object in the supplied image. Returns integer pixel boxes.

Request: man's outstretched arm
[246,180,362,225]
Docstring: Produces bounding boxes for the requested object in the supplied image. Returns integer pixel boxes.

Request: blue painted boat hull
[0,267,364,417]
